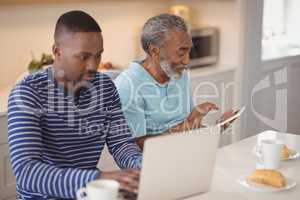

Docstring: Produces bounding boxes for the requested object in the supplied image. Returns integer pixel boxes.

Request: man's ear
[52,43,61,59]
[148,44,160,60]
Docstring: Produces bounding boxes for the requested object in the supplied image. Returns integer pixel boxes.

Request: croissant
[282,145,291,159]
[248,169,287,188]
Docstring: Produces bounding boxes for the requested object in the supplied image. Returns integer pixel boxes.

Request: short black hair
[54,10,101,41]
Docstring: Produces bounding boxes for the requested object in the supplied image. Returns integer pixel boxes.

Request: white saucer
[252,145,300,160]
[237,175,296,192]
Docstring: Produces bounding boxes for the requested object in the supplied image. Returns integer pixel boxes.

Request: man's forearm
[135,135,154,151]
[135,104,218,150]
[12,158,99,198]
[168,119,189,133]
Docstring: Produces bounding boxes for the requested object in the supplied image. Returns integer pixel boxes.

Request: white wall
[0,1,167,86]
[0,0,240,86]
[172,0,240,66]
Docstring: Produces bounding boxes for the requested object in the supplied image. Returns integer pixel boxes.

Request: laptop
[136,126,220,200]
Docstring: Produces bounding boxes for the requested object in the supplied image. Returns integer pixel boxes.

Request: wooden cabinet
[190,69,235,146]
[0,116,16,200]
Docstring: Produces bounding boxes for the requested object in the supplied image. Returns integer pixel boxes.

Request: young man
[115,13,234,149]
[8,10,141,199]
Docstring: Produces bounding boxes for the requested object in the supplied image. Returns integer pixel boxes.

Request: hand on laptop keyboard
[98,169,140,194]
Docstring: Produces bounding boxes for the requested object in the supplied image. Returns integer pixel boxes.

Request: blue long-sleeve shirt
[7,67,142,199]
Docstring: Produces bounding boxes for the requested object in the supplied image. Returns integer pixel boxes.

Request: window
[262,0,300,60]
[263,0,286,39]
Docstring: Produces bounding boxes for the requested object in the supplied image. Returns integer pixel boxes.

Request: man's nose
[86,58,99,71]
[182,53,190,65]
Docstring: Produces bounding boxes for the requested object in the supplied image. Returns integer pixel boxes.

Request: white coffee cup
[76,179,120,200]
[258,139,284,169]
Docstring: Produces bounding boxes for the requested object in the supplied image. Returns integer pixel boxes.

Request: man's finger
[222,109,234,119]
[204,105,218,113]
[118,175,139,187]
[119,183,138,193]
[124,169,140,176]
[206,102,219,109]
[122,171,140,181]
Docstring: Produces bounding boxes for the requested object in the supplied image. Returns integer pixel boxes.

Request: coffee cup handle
[76,187,88,200]
[257,145,265,166]
[258,154,264,164]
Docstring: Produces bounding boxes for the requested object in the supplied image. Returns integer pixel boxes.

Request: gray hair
[141,13,188,54]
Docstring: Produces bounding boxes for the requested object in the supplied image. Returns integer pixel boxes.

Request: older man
[8,11,141,199]
[115,13,233,149]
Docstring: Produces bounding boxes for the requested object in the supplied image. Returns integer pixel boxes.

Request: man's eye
[95,54,102,60]
[79,55,88,61]
[179,52,185,57]
[179,50,185,56]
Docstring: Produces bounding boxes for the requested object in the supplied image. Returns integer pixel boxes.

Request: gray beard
[160,60,181,80]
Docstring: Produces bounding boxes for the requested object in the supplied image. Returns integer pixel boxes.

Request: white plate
[237,175,296,192]
[252,145,300,160]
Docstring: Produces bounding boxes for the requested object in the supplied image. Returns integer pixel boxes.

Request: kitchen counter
[187,64,236,78]
[262,45,300,61]
[0,65,236,116]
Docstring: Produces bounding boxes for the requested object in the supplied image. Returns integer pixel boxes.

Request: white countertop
[184,131,300,200]
[0,85,12,116]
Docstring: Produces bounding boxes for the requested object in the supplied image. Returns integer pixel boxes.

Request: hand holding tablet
[216,106,246,128]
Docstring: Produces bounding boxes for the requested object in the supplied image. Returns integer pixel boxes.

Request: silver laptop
[137,127,220,200]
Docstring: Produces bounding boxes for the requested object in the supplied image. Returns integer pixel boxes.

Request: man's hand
[196,102,219,115]
[219,109,236,130]
[185,102,219,129]
[136,102,219,150]
[98,169,140,193]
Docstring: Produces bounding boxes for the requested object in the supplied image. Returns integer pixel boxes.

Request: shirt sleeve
[8,84,100,199]
[105,84,143,169]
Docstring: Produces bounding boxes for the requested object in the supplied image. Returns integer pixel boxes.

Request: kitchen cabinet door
[190,70,235,146]
[287,62,300,134]
[0,115,8,145]
[0,144,16,200]
[190,70,235,114]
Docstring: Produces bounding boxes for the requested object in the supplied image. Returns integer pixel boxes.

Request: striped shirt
[7,67,142,199]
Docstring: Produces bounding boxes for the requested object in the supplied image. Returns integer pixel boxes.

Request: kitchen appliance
[188,27,219,68]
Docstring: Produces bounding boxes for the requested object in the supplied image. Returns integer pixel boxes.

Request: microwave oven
[188,27,219,68]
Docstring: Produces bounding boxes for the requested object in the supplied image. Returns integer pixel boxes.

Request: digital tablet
[216,106,246,127]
